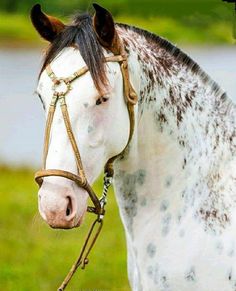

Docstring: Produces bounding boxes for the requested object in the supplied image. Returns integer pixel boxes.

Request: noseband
[34,38,137,289]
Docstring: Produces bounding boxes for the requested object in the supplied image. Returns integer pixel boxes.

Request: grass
[0,166,129,290]
[0,10,234,46]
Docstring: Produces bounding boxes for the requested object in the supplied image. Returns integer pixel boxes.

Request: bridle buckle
[52,78,72,97]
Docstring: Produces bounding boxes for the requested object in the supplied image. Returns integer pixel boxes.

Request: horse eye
[102,96,108,102]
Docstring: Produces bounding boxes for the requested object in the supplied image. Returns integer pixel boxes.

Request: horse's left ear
[92,3,115,49]
[30,4,65,42]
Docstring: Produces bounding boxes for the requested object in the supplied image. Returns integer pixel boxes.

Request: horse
[31,3,236,291]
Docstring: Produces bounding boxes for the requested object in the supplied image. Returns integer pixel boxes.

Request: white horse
[31,3,236,291]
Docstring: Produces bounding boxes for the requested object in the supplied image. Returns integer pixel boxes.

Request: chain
[98,172,113,219]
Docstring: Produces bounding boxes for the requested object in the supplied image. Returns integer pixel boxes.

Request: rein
[34,38,138,290]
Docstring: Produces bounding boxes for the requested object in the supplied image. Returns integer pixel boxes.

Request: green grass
[0,166,129,290]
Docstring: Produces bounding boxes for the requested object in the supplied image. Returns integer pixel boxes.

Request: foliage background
[0,167,128,290]
[0,0,235,290]
[0,0,235,45]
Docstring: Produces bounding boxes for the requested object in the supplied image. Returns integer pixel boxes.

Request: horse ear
[30,4,65,42]
[92,3,115,49]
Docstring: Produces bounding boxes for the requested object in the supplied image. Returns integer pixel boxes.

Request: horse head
[31,4,135,229]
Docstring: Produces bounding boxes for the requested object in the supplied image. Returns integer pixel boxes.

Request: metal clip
[99,173,113,209]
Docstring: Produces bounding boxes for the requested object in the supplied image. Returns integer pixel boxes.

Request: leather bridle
[34,36,137,290]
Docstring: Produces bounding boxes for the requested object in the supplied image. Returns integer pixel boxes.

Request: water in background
[0,46,235,167]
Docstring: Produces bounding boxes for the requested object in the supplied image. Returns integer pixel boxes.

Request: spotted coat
[114,24,236,291]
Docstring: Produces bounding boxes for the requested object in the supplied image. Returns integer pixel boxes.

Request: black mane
[41,13,107,93]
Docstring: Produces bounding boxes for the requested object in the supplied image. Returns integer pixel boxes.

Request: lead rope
[57,218,103,291]
[57,176,112,291]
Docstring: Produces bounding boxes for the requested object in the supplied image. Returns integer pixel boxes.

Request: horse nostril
[66,196,73,217]
[66,207,71,216]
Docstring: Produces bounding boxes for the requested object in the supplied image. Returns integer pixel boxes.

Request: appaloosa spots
[115,169,146,234]
[160,200,170,212]
[177,213,182,223]
[156,112,168,131]
[136,169,146,185]
[228,269,232,281]
[117,24,236,289]
[147,265,154,278]
[161,274,170,289]
[226,268,236,289]
[87,125,93,133]
[165,176,173,188]
[162,226,170,237]
[147,243,157,258]
[198,207,230,234]
[216,241,224,255]
[227,248,235,257]
[161,213,172,237]
[140,197,147,207]
[147,264,160,285]
[185,266,196,282]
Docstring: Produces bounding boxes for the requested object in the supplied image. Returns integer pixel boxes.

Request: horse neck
[114,26,236,237]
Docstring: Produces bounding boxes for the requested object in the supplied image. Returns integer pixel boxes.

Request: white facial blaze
[37,47,130,226]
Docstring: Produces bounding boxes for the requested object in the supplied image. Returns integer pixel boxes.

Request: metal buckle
[52,78,72,96]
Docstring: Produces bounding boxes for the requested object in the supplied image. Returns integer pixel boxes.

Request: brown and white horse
[31,3,236,291]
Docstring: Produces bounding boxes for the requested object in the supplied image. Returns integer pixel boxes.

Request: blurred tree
[0,0,18,12]
[0,0,231,24]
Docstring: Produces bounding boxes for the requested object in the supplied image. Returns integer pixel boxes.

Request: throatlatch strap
[104,44,137,177]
